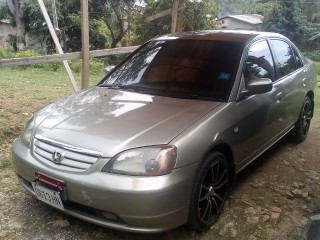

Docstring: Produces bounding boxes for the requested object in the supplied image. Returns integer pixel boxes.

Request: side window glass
[244,40,275,82]
[292,47,303,69]
[270,39,297,78]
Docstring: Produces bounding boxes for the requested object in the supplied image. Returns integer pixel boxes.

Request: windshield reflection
[100,39,242,101]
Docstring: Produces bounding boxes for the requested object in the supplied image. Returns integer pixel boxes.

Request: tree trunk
[7,0,26,50]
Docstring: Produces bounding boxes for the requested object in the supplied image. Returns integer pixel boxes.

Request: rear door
[269,39,306,129]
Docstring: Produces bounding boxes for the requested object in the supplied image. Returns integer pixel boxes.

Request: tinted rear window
[270,39,297,78]
[100,40,243,101]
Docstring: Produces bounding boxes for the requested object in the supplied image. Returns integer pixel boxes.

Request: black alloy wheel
[187,152,230,231]
[291,96,313,142]
[300,97,312,137]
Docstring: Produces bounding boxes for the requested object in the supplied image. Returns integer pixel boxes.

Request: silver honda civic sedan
[12,30,316,233]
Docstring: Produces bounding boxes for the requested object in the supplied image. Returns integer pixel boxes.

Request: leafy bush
[89,59,104,75]
[69,60,82,74]
[15,49,40,58]
[15,50,64,71]
[0,46,15,59]
[15,49,44,69]
[304,51,320,62]
[104,53,129,66]
[70,59,105,75]
[314,61,320,77]
[43,61,63,72]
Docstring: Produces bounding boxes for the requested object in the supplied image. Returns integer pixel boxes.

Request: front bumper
[12,138,197,233]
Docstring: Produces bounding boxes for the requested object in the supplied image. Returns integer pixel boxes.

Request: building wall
[217,18,258,30]
[0,22,15,47]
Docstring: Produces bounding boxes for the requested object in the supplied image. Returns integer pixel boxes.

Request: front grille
[33,135,102,172]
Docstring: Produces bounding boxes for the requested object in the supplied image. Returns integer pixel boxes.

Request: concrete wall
[0,22,15,47]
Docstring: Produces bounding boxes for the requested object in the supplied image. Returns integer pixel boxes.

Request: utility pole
[80,0,90,89]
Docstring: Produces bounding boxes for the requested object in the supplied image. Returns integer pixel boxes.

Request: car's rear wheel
[290,96,313,142]
[187,152,230,231]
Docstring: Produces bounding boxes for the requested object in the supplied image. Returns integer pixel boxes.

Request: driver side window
[244,40,275,82]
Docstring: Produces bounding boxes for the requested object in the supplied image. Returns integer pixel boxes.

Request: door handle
[302,78,306,87]
[275,92,283,103]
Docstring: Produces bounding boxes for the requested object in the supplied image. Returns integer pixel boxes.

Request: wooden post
[171,0,179,33]
[80,0,90,89]
[37,0,79,92]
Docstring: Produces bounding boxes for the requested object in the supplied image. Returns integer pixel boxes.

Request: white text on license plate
[32,182,64,210]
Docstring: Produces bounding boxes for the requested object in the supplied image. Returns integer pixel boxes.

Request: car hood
[34,87,221,157]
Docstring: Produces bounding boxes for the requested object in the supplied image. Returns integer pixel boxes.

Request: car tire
[290,96,313,143]
[187,152,230,231]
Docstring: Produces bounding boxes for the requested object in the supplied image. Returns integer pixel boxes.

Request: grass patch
[314,61,320,76]
[0,158,12,169]
[0,67,105,160]
[314,62,320,118]
[315,87,320,118]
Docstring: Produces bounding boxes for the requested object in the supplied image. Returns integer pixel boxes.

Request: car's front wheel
[187,152,230,231]
[290,96,313,142]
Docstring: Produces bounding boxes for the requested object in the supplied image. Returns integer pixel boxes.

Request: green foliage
[0,48,63,71]
[0,47,15,59]
[15,49,40,58]
[89,19,112,49]
[25,0,134,52]
[24,0,53,51]
[69,60,82,74]
[183,0,219,31]
[313,61,320,76]
[247,2,276,17]
[0,158,12,169]
[49,62,63,72]
[218,0,256,16]
[304,51,320,62]
[133,0,172,43]
[262,0,309,48]
[15,49,43,69]
[0,4,11,19]
[104,53,130,66]
[89,0,136,48]
[89,60,105,75]
[62,11,82,52]
[69,59,105,75]
[134,0,219,44]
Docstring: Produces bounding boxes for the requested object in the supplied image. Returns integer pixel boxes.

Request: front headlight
[102,146,177,176]
[20,115,35,147]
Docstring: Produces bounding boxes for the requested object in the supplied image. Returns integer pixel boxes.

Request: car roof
[154,30,285,43]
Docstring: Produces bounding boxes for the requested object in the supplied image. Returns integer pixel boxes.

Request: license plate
[32,182,64,210]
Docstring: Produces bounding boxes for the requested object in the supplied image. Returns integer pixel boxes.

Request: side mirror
[242,77,273,95]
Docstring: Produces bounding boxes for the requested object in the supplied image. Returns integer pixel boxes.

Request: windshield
[99,39,242,101]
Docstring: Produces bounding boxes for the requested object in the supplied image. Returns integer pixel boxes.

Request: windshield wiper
[165,93,222,101]
[101,84,149,93]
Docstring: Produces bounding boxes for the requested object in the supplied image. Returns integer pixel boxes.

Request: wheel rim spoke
[213,192,224,203]
[213,169,227,190]
[197,157,228,224]
[199,185,210,202]
[211,196,219,213]
[213,162,220,182]
[301,101,312,136]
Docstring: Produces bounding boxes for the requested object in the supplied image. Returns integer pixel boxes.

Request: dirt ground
[0,116,319,240]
